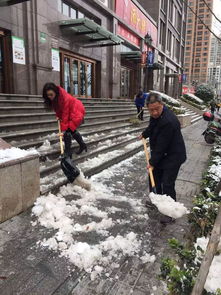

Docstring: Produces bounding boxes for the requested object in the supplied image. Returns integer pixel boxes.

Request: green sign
[40,32,47,43]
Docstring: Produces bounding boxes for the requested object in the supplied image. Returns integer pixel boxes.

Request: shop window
[71,8,77,19]
[62,2,69,16]
[61,52,96,98]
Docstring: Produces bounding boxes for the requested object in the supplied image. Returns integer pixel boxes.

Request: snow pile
[38,140,51,151]
[33,151,155,280]
[195,237,221,293]
[149,192,189,219]
[0,147,38,164]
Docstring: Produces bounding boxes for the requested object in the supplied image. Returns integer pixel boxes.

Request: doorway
[60,51,96,98]
[0,29,13,93]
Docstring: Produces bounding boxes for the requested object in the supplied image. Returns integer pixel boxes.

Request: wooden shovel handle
[58,120,64,155]
[142,138,156,188]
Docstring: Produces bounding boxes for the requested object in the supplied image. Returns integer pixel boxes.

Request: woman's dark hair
[42,82,59,110]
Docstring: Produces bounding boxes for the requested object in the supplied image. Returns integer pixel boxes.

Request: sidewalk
[0,120,211,295]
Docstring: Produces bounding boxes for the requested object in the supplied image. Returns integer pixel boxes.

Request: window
[187,35,192,40]
[187,30,192,34]
[188,19,192,23]
[71,8,77,19]
[62,2,69,16]
[61,52,96,97]
[195,69,200,72]
[196,48,201,51]
[78,11,84,18]
[198,31,203,35]
[169,0,173,20]
[198,25,203,30]
[196,42,201,46]
[197,37,202,40]
[199,9,204,13]
[167,30,172,52]
[160,20,166,50]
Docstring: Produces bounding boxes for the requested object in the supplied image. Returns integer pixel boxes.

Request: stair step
[1,119,148,143]
[40,134,140,177]
[0,110,139,123]
[40,139,143,194]
[191,116,202,124]
[38,125,144,161]
[0,114,148,132]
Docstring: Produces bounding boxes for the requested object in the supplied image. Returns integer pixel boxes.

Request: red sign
[117,24,140,46]
[182,86,195,94]
[115,0,158,47]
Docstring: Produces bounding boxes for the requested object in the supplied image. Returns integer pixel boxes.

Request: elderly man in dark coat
[141,92,186,210]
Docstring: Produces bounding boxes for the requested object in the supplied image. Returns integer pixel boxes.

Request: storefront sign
[147,50,154,66]
[182,86,195,94]
[115,0,157,46]
[12,36,26,65]
[51,48,60,72]
[117,24,140,47]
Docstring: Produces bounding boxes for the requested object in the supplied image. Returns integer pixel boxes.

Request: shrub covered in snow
[181,93,206,110]
[149,90,185,115]
[183,93,204,105]
[195,84,215,103]
[160,139,221,295]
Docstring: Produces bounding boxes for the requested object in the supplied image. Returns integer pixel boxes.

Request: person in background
[210,100,216,114]
[43,83,87,158]
[140,92,186,224]
[135,88,149,121]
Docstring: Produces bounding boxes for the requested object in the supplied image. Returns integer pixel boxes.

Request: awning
[0,0,29,6]
[60,18,123,48]
[121,51,141,59]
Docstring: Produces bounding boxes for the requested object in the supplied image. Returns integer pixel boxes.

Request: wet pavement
[0,120,211,295]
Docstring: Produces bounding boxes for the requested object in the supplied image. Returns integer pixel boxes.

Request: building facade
[184,0,213,86]
[138,0,187,98]
[0,0,159,99]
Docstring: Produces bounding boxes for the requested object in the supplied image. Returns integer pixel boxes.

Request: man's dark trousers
[149,165,181,201]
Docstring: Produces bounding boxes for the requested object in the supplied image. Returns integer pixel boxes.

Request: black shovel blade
[60,156,80,183]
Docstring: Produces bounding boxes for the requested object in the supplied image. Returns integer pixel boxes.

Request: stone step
[38,125,144,161]
[0,117,148,144]
[0,94,132,103]
[40,143,143,195]
[0,111,147,132]
[0,105,136,114]
[0,109,138,123]
[0,99,134,108]
[40,134,142,185]
[191,116,202,124]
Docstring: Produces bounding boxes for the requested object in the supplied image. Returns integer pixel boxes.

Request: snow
[149,192,189,219]
[33,151,155,280]
[0,147,38,164]
[184,93,204,105]
[195,236,221,293]
[149,90,181,107]
[38,139,51,151]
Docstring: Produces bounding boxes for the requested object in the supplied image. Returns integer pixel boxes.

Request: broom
[129,108,144,125]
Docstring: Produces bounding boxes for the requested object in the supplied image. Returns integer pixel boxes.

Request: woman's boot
[72,130,87,155]
[63,130,73,158]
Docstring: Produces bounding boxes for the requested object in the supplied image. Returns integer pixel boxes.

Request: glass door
[120,67,131,98]
[61,52,96,98]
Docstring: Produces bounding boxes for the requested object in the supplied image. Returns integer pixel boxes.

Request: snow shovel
[142,138,157,193]
[58,120,80,183]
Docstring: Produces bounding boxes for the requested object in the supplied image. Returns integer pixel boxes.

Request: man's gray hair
[146,92,163,105]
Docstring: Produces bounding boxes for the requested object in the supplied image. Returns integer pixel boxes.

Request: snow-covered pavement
[0,120,211,295]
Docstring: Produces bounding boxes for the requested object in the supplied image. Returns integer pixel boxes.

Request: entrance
[120,67,131,99]
[60,51,96,98]
[0,29,13,93]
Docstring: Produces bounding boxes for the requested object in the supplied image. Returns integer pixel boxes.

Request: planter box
[0,139,40,223]
[177,114,192,128]
[180,100,205,115]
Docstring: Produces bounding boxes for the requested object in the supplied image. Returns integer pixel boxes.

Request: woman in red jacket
[43,83,87,157]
